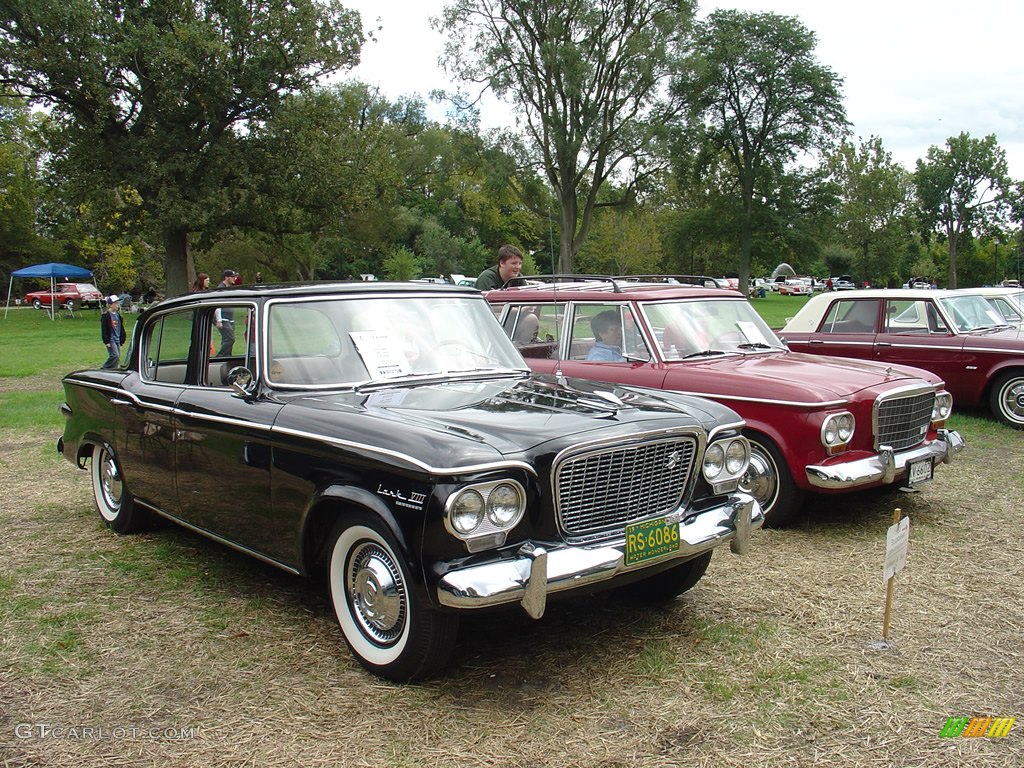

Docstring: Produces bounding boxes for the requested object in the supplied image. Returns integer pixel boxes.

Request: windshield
[641,299,786,358]
[266,295,528,387]
[937,294,1008,332]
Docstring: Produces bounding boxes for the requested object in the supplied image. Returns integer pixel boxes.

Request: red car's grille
[554,437,697,540]
[875,389,936,451]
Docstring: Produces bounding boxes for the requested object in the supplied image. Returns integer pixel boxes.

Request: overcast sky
[341,0,1024,179]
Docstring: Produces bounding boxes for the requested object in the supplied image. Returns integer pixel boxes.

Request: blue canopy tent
[5,262,95,319]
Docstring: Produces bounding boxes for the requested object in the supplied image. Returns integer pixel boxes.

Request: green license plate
[624,515,681,567]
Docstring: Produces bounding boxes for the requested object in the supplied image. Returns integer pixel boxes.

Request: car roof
[485,275,744,301]
[152,280,480,311]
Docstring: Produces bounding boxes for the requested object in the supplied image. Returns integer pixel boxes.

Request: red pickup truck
[25,282,104,310]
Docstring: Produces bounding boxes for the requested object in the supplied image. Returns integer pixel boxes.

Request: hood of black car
[274,374,736,472]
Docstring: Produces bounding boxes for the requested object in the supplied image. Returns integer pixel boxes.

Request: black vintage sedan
[58,281,762,681]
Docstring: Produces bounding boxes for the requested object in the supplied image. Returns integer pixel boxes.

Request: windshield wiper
[354,367,527,392]
[735,342,776,350]
[680,349,729,359]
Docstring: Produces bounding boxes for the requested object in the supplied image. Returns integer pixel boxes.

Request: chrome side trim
[61,379,536,477]
[437,494,762,617]
[804,430,964,490]
[139,502,302,576]
[669,388,848,409]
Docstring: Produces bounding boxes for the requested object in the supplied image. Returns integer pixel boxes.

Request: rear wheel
[740,435,803,527]
[90,443,149,533]
[990,372,1024,428]
[32,298,42,309]
[327,515,459,682]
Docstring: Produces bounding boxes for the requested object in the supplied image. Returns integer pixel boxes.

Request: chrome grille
[875,389,935,451]
[555,437,697,539]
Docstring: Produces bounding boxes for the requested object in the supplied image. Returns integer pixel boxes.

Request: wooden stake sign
[882,507,910,641]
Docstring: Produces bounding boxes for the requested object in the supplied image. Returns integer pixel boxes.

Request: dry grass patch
[1,421,1021,767]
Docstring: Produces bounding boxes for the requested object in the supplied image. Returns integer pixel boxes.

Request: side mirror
[227,366,256,397]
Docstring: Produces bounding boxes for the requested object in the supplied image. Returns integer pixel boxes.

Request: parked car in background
[831,277,857,291]
[778,278,812,296]
[24,282,104,310]
[781,288,1024,428]
[949,286,1024,326]
[485,277,964,527]
[58,280,761,681]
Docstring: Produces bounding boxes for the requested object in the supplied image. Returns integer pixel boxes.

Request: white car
[778,279,812,296]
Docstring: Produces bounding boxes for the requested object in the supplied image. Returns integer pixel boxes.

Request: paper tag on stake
[883,516,910,581]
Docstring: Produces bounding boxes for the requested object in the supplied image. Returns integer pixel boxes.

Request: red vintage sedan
[486,278,965,527]
[781,288,1024,429]
[25,281,104,310]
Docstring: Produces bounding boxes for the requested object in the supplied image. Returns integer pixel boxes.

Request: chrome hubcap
[1002,380,1024,422]
[739,446,778,511]
[101,452,122,510]
[349,543,405,645]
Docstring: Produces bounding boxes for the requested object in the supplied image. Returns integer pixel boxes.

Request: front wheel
[740,435,803,527]
[327,515,459,682]
[90,443,149,533]
[624,551,712,602]
[32,298,42,309]
[990,372,1024,428]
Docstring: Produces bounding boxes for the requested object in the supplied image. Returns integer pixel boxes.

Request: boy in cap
[100,295,126,369]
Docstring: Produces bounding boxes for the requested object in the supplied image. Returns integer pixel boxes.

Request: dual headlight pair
[702,436,750,494]
[445,480,526,552]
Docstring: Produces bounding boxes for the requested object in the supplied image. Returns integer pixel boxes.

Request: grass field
[1,299,1021,767]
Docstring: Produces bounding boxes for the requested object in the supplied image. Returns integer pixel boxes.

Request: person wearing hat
[214,269,239,356]
[100,295,126,369]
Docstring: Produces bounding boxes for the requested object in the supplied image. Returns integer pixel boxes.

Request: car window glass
[988,297,1022,323]
[267,296,524,386]
[937,295,1005,331]
[503,303,562,360]
[143,310,194,384]
[886,300,932,333]
[205,306,255,386]
[819,299,880,334]
[643,300,783,356]
[570,303,650,362]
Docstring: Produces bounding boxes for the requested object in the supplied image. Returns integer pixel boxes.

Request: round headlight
[823,418,839,445]
[451,490,484,534]
[933,393,952,421]
[725,439,748,474]
[838,413,854,441]
[486,483,522,526]
[703,443,725,479]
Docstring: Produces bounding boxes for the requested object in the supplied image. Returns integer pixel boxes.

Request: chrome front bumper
[436,494,762,620]
[805,428,965,490]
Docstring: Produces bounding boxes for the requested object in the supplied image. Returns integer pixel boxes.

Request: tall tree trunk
[557,189,577,274]
[163,227,194,298]
[947,223,959,289]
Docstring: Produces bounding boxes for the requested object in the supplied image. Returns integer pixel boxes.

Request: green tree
[0,96,52,272]
[825,136,913,285]
[381,246,422,281]
[575,205,664,275]
[674,10,848,294]
[0,0,361,296]
[914,132,1013,289]
[437,0,696,274]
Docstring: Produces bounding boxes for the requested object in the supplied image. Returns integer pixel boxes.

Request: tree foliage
[825,136,913,284]
[914,132,1012,288]
[0,0,361,295]
[437,0,696,273]
[674,10,848,293]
